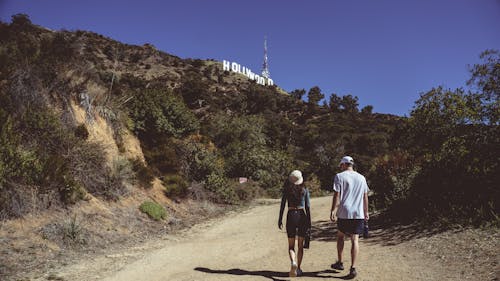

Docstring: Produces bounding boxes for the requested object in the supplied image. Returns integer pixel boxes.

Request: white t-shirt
[333,170,369,219]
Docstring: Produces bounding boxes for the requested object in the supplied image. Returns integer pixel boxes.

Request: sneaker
[289,262,298,277]
[296,268,303,277]
[348,267,357,279]
[331,261,344,270]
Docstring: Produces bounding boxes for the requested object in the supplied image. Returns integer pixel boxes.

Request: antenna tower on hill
[261,36,271,79]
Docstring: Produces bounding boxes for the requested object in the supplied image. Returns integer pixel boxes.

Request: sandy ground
[49,197,497,281]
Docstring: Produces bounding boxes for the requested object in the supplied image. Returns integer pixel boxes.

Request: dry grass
[0,184,229,281]
[407,227,500,281]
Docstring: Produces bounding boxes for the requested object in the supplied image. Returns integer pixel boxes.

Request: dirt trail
[55,197,466,281]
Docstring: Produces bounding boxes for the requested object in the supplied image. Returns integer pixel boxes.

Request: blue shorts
[337,219,364,235]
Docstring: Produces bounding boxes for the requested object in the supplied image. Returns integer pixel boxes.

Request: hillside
[0,14,498,280]
[0,15,402,279]
[0,13,402,213]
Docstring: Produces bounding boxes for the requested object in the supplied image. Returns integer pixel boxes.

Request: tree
[340,94,359,113]
[128,88,200,139]
[361,105,373,115]
[467,49,500,125]
[11,14,31,27]
[307,86,324,106]
[290,89,306,100]
[329,93,342,112]
[408,87,475,152]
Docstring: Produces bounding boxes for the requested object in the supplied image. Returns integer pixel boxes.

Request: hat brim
[292,177,303,185]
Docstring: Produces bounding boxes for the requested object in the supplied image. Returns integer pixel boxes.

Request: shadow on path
[309,214,451,247]
[194,267,355,280]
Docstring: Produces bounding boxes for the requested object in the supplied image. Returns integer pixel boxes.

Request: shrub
[128,88,200,139]
[205,173,238,204]
[163,174,188,197]
[141,136,182,175]
[74,124,89,140]
[232,179,261,202]
[139,201,167,221]
[131,158,154,189]
[304,173,324,197]
[177,137,223,182]
[60,175,87,204]
[62,214,85,244]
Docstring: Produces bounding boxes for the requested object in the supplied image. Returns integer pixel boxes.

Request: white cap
[339,156,354,165]
[289,170,304,185]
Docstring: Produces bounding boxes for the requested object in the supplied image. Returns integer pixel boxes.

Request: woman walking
[278,170,311,277]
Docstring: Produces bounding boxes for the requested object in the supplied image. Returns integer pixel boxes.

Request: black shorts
[337,219,364,235]
[286,209,308,238]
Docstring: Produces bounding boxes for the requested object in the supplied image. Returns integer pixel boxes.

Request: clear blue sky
[1,0,499,116]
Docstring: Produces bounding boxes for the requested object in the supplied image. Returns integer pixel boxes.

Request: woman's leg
[297,236,304,269]
[288,237,297,264]
[288,237,298,276]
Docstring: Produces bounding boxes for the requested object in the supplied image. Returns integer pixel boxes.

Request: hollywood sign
[222,60,274,86]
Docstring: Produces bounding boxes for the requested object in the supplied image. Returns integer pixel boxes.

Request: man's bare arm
[363,192,369,220]
[330,191,340,222]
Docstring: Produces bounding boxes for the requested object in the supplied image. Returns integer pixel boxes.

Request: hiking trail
[53,197,471,280]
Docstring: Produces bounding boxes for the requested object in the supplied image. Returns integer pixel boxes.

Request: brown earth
[33,196,499,281]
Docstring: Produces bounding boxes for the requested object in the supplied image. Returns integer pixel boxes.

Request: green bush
[205,173,238,204]
[139,201,167,221]
[128,88,199,139]
[163,174,188,197]
[141,136,182,175]
[177,137,224,182]
[131,158,154,189]
[61,175,87,204]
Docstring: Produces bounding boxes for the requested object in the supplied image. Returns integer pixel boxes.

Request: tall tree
[329,93,342,112]
[307,86,324,106]
[361,105,373,115]
[467,49,500,125]
[340,94,359,113]
[290,89,306,100]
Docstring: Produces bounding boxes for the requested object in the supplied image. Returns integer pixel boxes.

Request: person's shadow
[194,267,354,280]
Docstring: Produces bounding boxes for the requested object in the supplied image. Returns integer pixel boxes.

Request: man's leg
[350,234,359,268]
[337,231,345,262]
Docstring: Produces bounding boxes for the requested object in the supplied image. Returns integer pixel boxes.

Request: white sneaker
[289,262,298,277]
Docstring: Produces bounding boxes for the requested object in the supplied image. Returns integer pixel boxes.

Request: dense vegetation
[0,15,497,227]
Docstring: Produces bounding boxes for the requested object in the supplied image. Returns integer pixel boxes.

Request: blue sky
[1,0,499,116]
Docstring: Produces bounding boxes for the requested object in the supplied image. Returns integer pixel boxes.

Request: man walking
[330,156,369,279]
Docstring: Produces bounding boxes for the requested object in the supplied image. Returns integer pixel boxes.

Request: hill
[1,14,498,280]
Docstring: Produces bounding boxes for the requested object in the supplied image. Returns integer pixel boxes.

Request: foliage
[139,201,167,221]
[128,88,199,139]
[131,158,155,189]
[307,86,324,106]
[177,136,224,182]
[232,180,261,202]
[163,174,189,197]
[205,172,238,204]
[62,214,85,244]
[141,136,181,175]
[74,124,89,140]
[372,50,500,226]
[206,113,292,191]
[467,49,500,125]
[8,18,498,229]
[290,88,305,100]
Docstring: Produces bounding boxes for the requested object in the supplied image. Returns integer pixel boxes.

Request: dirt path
[54,197,468,281]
